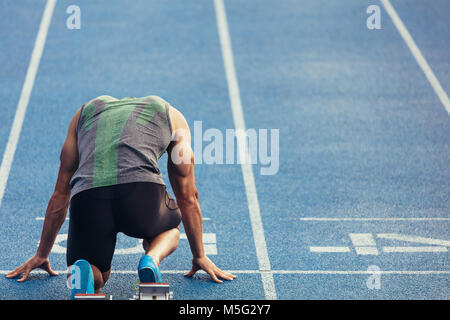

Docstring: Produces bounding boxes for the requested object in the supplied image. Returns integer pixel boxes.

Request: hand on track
[184,256,236,283]
[5,255,58,282]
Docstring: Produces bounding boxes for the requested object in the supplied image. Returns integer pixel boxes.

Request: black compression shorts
[67,182,181,273]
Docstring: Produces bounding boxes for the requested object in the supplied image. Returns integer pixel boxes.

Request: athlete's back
[70,95,173,199]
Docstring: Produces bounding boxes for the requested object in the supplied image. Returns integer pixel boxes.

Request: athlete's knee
[169,227,181,247]
[102,269,111,285]
[90,265,106,292]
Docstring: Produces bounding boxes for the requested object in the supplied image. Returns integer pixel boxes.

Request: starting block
[132,282,173,300]
[74,293,113,300]
[73,283,172,300]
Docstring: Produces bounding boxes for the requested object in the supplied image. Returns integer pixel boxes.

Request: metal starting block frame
[132,282,173,300]
[74,293,113,300]
[73,283,172,300]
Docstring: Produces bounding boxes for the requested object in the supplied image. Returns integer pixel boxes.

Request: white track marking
[180,233,216,243]
[309,246,351,253]
[349,233,376,246]
[383,246,447,253]
[214,0,275,300]
[381,0,450,115]
[0,0,57,208]
[1,269,450,275]
[181,233,217,255]
[300,218,450,221]
[349,234,379,255]
[377,233,450,247]
[354,247,379,255]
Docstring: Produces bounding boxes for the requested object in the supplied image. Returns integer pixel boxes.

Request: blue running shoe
[138,255,161,283]
[70,259,95,300]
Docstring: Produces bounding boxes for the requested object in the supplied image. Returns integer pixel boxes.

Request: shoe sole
[138,267,157,283]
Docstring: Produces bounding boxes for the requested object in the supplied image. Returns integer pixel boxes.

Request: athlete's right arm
[6,108,81,282]
[167,106,236,283]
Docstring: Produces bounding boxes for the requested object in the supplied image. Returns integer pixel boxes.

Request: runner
[6,95,236,298]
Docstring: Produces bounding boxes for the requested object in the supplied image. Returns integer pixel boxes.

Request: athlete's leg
[91,265,111,293]
[66,262,111,293]
[116,182,182,264]
[66,264,110,293]
[67,186,117,293]
[114,182,182,280]
[142,227,180,266]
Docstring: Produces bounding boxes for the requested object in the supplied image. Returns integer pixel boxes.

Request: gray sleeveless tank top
[69,95,173,199]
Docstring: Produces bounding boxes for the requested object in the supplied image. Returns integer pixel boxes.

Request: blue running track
[0,0,449,299]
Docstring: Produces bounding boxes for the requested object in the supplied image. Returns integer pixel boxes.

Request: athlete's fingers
[214,267,234,281]
[216,269,235,281]
[17,268,31,282]
[225,271,237,279]
[207,269,223,283]
[5,266,25,278]
[215,266,236,279]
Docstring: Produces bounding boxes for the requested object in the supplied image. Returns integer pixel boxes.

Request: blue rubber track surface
[0,0,448,300]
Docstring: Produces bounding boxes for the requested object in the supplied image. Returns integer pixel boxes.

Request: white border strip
[213,0,276,300]
[381,0,450,115]
[0,0,57,207]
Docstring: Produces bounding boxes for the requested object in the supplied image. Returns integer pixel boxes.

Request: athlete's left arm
[6,109,81,282]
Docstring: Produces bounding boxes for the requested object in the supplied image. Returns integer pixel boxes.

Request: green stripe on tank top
[93,102,135,187]
[81,96,166,187]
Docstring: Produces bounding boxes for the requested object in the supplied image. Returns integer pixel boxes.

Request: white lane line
[0,0,57,208]
[214,0,275,300]
[354,247,379,255]
[300,218,450,221]
[377,233,450,247]
[2,270,450,275]
[381,0,450,115]
[383,246,447,253]
[309,246,351,253]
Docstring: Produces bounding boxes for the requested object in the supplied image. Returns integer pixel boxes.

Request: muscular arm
[6,108,81,281]
[36,109,80,258]
[166,106,235,283]
[166,111,204,258]
[168,154,204,258]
